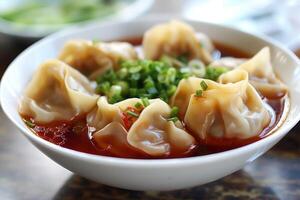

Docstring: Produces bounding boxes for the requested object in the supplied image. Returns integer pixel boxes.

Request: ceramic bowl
[1,17,300,191]
[0,0,153,41]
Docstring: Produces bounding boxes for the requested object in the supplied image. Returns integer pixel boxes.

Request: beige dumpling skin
[59,40,138,79]
[211,47,288,99]
[127,100,196,156]
[88,97,196,156]
[238,47,288,99]
[171,69,271,140]
[142,20,213,64]
[19,59,98,123]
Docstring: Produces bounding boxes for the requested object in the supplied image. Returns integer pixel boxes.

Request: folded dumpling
[87,97,196,156]
[127,100,196,156]
[19,59,98,123]
[143,20,213,64]
[238,47,288,99]
[87,97,139,130]
[92,122,140,157]
[59,40,138,79]
[171,69,271,140]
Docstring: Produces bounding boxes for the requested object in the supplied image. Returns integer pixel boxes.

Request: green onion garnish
[200,80,208,91]
[95,58,227,103]
[141,97,150,107]
[135,102,143,109]
[195,89,203,97]
[24,119,35,128]
[170,106,179,118]
[167,117,179,122]
[205,67,229,81]
[127,111,139,118]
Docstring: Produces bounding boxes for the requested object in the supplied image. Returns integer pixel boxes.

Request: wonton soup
[19,20,289,159]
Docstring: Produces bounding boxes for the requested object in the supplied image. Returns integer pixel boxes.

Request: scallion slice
[141,97,150,107]
[200,80,208,91]
[170,106,179,118]
[127,111,139,118]
[167,117,179,122]
[24,119,35,128]
[135,102,143,109]
[195,89,203,97]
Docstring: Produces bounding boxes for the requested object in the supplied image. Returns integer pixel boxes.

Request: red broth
[21,39,288,159]
[22,97,286,159]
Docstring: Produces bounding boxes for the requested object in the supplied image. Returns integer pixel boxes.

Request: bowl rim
[1,17,300,167]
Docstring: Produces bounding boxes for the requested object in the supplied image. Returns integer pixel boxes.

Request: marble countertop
[0,39,300,200]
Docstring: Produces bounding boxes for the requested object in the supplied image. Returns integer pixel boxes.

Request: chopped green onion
[195,89,203,97]
[95,58,228,103]
[167,85,177,96]
[129,88,138,97]
[200,80,208,91]
[128,65,142,73]
[117,68,128,79]
[170,106,179,118]
[115,81,129,95]
[135,102,143,109]
[177,54,189,64]
[167,117,179,122]
[24,119,35,128]
[127,111,139,118]
[141,97,150,107]
[188,59,206,77]
[205,67,229,81]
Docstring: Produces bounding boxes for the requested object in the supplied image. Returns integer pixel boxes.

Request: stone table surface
[0,39,300,200]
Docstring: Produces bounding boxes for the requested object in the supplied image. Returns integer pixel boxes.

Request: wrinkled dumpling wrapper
[238,47,288,99]
[59,40,138,79]
[87,97,196,156]
[19,59,98,123]
[171,69,271,140]
[143,20,213,64]
[212,47,288,98]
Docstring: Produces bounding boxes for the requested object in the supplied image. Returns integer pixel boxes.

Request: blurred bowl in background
[0,0,153,42]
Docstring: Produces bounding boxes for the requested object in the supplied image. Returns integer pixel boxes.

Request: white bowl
[1,17,300,191]
[0,0,153,41]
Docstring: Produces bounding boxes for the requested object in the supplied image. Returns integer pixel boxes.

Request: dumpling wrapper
[127,100,196,156]
[238,47,288,99]
[87,97,140,130]
[19,59,98,123]
[171,69,271,140]
[143,20,213,64]
[88,97,196,157]
[93,122,140,157]
[59,40,138,79]
[212,47,288,99]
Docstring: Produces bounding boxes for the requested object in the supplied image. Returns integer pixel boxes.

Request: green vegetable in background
[0,0,132,25]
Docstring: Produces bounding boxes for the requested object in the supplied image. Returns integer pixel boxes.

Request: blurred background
[0,0,300,44]
[0,0,300,69]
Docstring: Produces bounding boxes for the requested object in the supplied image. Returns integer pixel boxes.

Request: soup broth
[21,38,288,159]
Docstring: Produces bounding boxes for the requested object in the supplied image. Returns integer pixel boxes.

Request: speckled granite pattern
[1,39,300,200]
